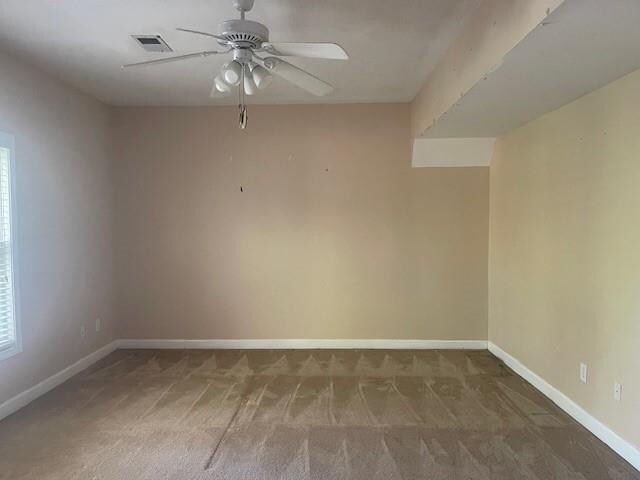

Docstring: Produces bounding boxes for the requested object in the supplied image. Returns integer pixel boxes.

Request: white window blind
[0,136,16,355]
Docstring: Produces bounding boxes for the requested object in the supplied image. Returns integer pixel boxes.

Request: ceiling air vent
[132,35,173,53]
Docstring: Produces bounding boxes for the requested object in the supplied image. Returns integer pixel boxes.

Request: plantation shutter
[0,142,15,352]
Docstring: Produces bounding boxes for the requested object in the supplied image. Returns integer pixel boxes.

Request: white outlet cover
[80,325,86,337]
[614,383,622,401]
[579,363,588,383]
[95,318,101,332]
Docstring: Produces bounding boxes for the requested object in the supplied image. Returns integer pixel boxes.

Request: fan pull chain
[239,105,247,129]
[238,65,247,129]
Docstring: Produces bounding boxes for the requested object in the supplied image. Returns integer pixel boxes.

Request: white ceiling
[0,0,479,106]
[424,0,640,137]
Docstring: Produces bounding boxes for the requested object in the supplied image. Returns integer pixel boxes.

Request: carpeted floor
[0,349,638,479]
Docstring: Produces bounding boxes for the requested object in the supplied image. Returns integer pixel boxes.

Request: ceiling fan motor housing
[218,19,269,50]
[233,0,255,12]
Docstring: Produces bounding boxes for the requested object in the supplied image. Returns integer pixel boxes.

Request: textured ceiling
[0,0,479,106]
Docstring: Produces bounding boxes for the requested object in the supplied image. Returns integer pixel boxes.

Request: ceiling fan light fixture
[123,0,347,128]
[223,60,242,85]
[214,74,231,93]
[250,64,272,89]
[243,68,258,95]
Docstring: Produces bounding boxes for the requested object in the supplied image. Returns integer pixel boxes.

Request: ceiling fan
[123,0,349,129]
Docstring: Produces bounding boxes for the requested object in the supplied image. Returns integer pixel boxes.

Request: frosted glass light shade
[223,61,242,85]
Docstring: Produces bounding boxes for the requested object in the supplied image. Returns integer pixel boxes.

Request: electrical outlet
[614,383,622,401]
[95,318,101,332]
[80,324,86,338]
[579,363,588,383]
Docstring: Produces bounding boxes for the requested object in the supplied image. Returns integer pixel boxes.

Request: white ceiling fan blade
[122,51,222,68]
[263,57,333,96]
[262,42,348,60]
[176,28,228,42]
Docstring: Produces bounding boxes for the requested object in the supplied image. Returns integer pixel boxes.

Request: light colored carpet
[0,349,638,479]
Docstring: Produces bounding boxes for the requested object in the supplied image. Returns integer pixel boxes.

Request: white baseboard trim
[118,338,489,350]
[0,340,120,422]
[488,342,640,472]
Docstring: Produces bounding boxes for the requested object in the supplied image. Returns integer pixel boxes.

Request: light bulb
[214,74,231,93]
[222,61,242,85]
[251,64,272,89]
[244,69,257,95]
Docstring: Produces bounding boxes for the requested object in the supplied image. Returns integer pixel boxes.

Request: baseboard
[0,340,120,422]
[488,342,640,472]
[118,338,488,350]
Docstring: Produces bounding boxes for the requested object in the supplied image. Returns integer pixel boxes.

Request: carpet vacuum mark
[0,349,638,479]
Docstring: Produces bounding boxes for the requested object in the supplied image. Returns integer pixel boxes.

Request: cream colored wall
[489,68,640,448]
[113,104,489,341]
[0,51,116,405]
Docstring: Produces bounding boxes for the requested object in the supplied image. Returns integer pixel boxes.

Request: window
[0,132,19,361]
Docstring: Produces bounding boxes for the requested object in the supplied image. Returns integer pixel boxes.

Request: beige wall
[489,68,640,448]
[0,51,116,405]
[113,104,488,340]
